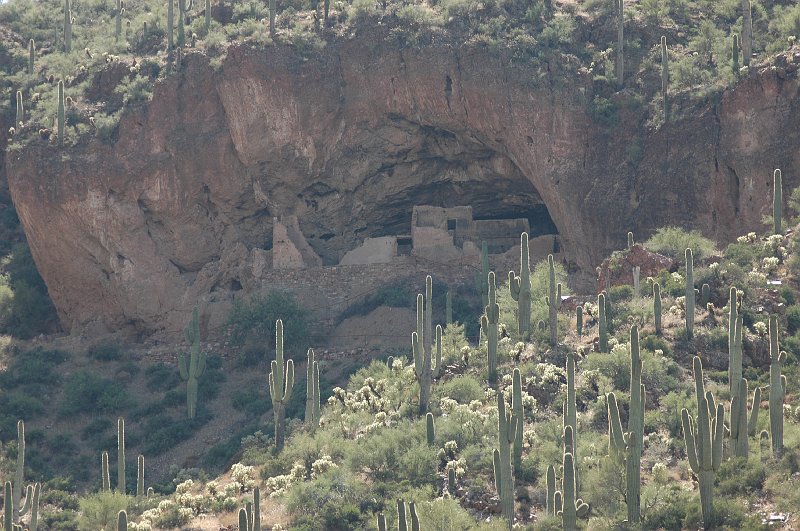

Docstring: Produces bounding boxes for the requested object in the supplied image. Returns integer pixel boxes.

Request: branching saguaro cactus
[239,488,261,531]
[730,377,760,458]
[558,431,589,530]
[773,169,782,235]
[741,0,752,66]
[546,254,562,346]
[682,356,725,529]
[768,316,786,458]
[653,282,662,336]
[179,307,206,419]
[57,80,65,147]
[512,368,524,471]
[598,292,608,352]
[269,320,294,452]
[493,391,518,530]
[661,36,669,122]
[117,417,126,494]
[305,349,320,430]
[481,271,500,384]
[413,295,432,414]
[509,232,532,335]
[685,248,695,339]
[9,421,39,526]
[606,325,645,523]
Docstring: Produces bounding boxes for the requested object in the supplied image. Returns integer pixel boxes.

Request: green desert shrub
[60,371,132,415]
[644,226,716,262]
[77,491,128,531]
[583,344,681,398]
[287,468,370,530]
[226,290,309,353]
[432,374,484,405]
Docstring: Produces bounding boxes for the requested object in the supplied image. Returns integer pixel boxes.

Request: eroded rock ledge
[5,33,800,337]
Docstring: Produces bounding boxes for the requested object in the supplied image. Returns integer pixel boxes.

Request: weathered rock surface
[5,33,800,337]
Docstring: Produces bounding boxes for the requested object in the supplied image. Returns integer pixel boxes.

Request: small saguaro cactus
[768,315,786,458]
[57,80,65,147]
[117,510,127,531]
[434,324,443,378]
[576,305,583,337]
[64,0,72,52]
[117,417,126,494]
[598,292,608,352]
[27,39,35,75]
[773,169,782,235]
[661,36,669,122]
[493,390,518,530]
[102,451,110,492]
[511,368,524,471]
[627,231,634,249]
[653,282,662,336]
[732,34,740,74]
[481,271,500,384]
[137,455,144,497]
[632,266,640,297]
[685,248,695,339]
[269,319,294,452]
[179,306,206,419]
[508,232,532,335]
[700,283,710,307]
[546,254,562,346]
[167,0,174,50]
[741,0,752,66]
[426,412,435,446]
[205,0,211,31]
[305,349,321,430]
[682,356,725,529]
[447,467,456,494]
[15,91,23,127]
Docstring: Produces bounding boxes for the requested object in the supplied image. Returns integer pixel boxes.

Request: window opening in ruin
[447,219,457,231]
[397,237,412,256]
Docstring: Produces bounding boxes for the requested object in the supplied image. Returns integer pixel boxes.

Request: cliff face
[5,33,800,337]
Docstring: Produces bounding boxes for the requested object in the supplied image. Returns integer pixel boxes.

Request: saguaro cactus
[115,0,125,41]
[773,169,782,235]
[632,266,640,297]
[269,319,294,452]
[564,350,578,465]
[732,34,740,74]
[63,0,72,52]
[512,368,524,471]
[205,0,211,31]
[434,324,443,378]
[10,421,37,524]
[426,413,435,446]
[741,0,752,66]
[117,510,127,531]
[102,451,110,492]
[27,39,35,75]
[445,291,453,325]
[240,488,261,530]
[685,248,695,339]
[653,282,662,336]
[481,271,499,384]
[661,36,669,122]
[409,502,419,531]
[397,500,408,531]
[57,80,65,147]
[768,316,786,458]
[15,91,23,126]
[413,294,432,413]
[545,464,556,516]
[167,0,174,49]
[509,232,532,335]
[559,440,589,530]
[615,0,624,87]
[607,325,645,523]
[137,455,145,497]
[177,0,186,48]
[627,231,634,249]
[305,349,320,430]
[730,377,760,458]
[546,254,562,346]
[179,307,206,419]
[493,391,518,530]
[728,287,742,400]
[598,292,608,352]
[269,0,276,36]
[576,305,583,337]
[117,417,126,494]
[682,356,725,529]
